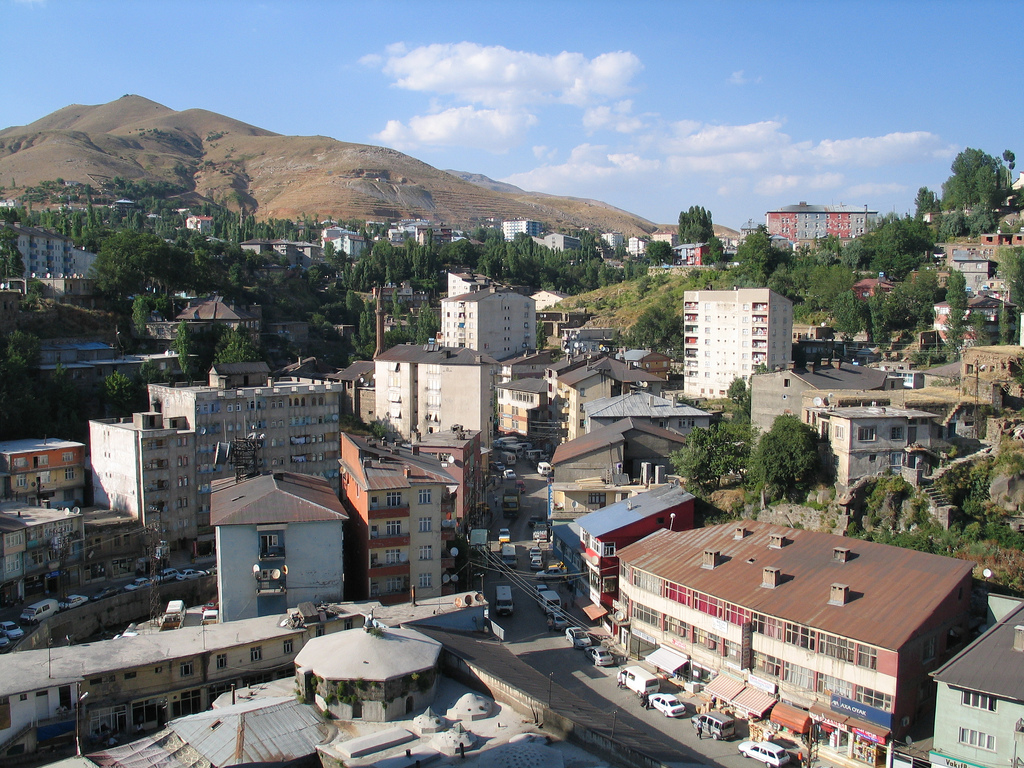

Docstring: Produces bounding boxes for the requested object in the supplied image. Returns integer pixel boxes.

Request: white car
[650,693,687,717]
[503,469,517,480]
[738,741,792,768]
[158,568,183,583]
[0,620,24,640]
[59,595,89,611]
[565,627,592,648]
[497,528,511,544]
[586,647,615,666]
[547,610,568,630]
[124,577,155,591]
[176,568,208,581]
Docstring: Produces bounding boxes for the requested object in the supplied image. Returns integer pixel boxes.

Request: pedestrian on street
[697,722,704,740]
[641,692,649,709]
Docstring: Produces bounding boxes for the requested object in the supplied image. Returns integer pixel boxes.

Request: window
[419,545,432,560]
[666,616,690,640]
[785,623,816,651]
[588,492,606,506]
[631,602,661,628]
[783,662,814,691]
[386,491,402,507]
[385,549,401,564]
[180,661,194,677]
[961,690,996,711]
[857,426,876,441]
[694,627,720,651]
[385,576,404,593]
[177,455,189,466]
[890,426,904,440]
[250,646,262,662]
[922,635,936,662]
[418,488,432,505]
[816,673,853,699]
[61,451,73,462]
[602,542,616,557]
[419,572,432,588]
[959,729,996,752]
[216,654,227,669]
[123,671,137,680]
[64,467,75,481]
[418,517,432,532]
[754,652,782,677]
[855,686,892,711]
[386,520,402,536]
[283,639,293,654]
[821,633,854,662]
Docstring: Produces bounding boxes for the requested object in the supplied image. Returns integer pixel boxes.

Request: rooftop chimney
[762,567,780,589]
[768,532,786,550]
[734,525,747,540]
[833,547,851,563]
[829,583,850,606]
[1015,626,1024,652]
[702,549,720,570]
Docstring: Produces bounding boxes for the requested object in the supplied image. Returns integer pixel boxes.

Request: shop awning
[733,686,777,718]
[770,702,812,734]
[848,717,890,743]
[809,703,849,728]
[704,673,746,703]
[645,646,689,674]
[582,602,608,621]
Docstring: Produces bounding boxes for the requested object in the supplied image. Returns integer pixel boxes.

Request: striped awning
[645,646,689,674]
[770,702,812,734]
[733,686,777,718]
[704,673,746,703]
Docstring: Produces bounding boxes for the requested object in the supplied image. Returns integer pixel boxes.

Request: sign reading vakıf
[829,694,892,729]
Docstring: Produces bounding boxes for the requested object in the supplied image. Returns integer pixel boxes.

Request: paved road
[480,458,791,768]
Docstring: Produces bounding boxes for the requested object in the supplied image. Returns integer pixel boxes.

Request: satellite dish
[442,574,451,584]
[813,397,823,407]
[572,501,578,509]
[984,568,993,578]
[449,547,459,557]
[282,565,288,575]
[252,564,260,575]
[399,553,408,562]
[450,574,459,583]
[906,735,914,746]
[464,593,474,605]
[613,610,626,622]
[72,507,81,515]
[454,597,464,608]
[270,569,281,580]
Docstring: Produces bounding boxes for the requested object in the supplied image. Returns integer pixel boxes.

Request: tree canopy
[678,206,714,244]
[942,148,1010,211]
[750,416,819,500]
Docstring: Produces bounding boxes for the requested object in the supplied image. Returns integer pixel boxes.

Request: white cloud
[370,42,643,108]
[846,181,907,197]
[583,100,645,134]
[533,145,557,161]
[502,143,662,191]
[809,132,956,167]
[754,173,844,196]
[374,106,537,152]
[728,70,761,86]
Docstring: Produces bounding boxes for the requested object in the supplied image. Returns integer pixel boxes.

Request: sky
[2,0,1021,230]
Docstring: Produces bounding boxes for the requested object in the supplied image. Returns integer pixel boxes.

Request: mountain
[0,96,657,235]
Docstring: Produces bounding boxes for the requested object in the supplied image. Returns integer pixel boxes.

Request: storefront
[769,701,812,739]
[645,646,689,678]
[810,703,890,767]
[628,627,657,659]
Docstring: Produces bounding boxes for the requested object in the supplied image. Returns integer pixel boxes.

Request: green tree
[103,371,139,416]
[914,187,940,219]
[735,226,784,283]
[670,425,726,494]
[943,270,969,356]
[1000,247,1024,305]
[727,378,751,422]
[0,227,24,280]
[214,327,262,365]
[831,290,867,340]
[942,148,1009,211]
[645,240,672,263]
[171,321,195,381]
[750,415,819,500]
[678,206,714,244]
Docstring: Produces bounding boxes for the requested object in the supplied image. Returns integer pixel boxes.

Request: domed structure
[431,722,476,756]
[294,626,441,722]
[412,706,446,735]
[448,691,494,722]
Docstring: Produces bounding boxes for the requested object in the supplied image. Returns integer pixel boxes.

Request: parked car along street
[650,693,688,717]
[0,620,25,640]
[59,595,89,611]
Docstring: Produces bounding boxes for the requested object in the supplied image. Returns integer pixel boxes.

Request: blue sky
[3,0,1020,229]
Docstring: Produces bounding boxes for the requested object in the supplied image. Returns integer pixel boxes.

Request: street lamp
[75,691,89,755]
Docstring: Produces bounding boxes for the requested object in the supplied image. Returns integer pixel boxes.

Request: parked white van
[495,584,514,616]
[21,598,59,624]
[537,461,552,476]
[538,589,561,614]
[617,666,660,696]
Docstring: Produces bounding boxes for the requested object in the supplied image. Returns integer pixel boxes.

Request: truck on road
[502,488,520,518]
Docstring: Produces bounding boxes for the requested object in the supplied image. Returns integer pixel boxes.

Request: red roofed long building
[339,433,459,604]
[617,521,972,750]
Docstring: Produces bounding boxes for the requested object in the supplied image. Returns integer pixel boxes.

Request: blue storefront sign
[830,694,892,729]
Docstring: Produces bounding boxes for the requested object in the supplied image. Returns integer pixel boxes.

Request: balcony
[255,575,286,595]
[143,460,168,471]
[441,556,455,570]
[368,504,410,520]
[369,533,410,549]
[369,561,410,577]
[259,546,286,561]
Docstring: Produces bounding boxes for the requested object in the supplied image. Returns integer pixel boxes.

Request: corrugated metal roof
[559,356,662,387]
[375,343,498,366]
[577,484,694,538]
[584,392,710,419]
[169,696,330,765]
[497,378,548,394]
[617,520,972,650]
[552,418,687,465]
[211,472,348,526]
[932,600,1024,700]
[295,627,441,681]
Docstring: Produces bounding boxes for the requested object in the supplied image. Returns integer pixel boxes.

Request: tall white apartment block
[501,220,542,241]
[439,287,536,361]
[602,232,624,248]
[682,288,792,398]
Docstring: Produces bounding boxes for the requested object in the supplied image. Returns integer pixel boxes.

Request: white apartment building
[627,237,647,257]
[602,232,625,248]
[682,288,793,398]
[446,271,493,297]
[439,287,536,361]
[501,219,542,241]
[5,223,96,278]
[374,343,497,446]
[91,368,342,548]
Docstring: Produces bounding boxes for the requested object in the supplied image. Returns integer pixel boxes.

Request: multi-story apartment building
[552,356,664,442]
[446,271,493,297]
[765,203,878,245]
[538,233,580,252]
[339,434,457,604]
[651,231,679,247]
[415,428,484,527]
[496,379,554,446]
[933,295,1017,346]
[374,343,497,446]
[930,600,1024,768]
[80,507,148,587]
[682,288,793,398]
[3,222,96,278]
[91,370,342,553]
[805,405,942,486]
[501,219,542,241]
[617,522,973,752]
[90,412,195,540]
[583,392,713,436]
[602,232,625,248]
[438,287,536,361]
[212,471,348,622]
[0,501,84,603]
[0,438,87,509]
